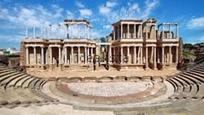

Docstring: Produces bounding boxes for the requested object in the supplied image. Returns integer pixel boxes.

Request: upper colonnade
[111,18,179,41]
[25,19,91,40]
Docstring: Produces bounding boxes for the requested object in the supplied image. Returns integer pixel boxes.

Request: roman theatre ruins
[0,18,204,115]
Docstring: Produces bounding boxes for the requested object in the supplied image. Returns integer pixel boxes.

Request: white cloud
[98,0,159,23]
[103,25,111,29]
[79,8,92,17]
[106,1,117,8]
[99,6,111,15]
[130,3,140,13]
[142,0,159,18]
[200,35,204,41]
[187,17,204,29]
[76,1,85,8]
[0,5,65,28]
[99,0,118,15]
[66,11,75,19]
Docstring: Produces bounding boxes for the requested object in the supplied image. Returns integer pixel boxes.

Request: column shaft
[84,47,87,64]
[134,46,136,64]
[78,46,80,64]
[140,25,143,38]
[41,47,44,65]
[120,46,123,64]
[154,47,157,69]
[26,47,29,65]
[49,47,52,64]
[117,26,120,39]
[169,25,171,38]
[127,46,130,64]
[71,47,73,64]
[134,24,136,38]
[121,24,123,39]
[162,47,164,65]
[65,47,67,64]
[58,47,61,64]
[109,45,112,63]
[169,46,172,64]
[91,47,93,63]
[146,46,148,68]
[33,47,36,65]
[176,46,178,64]
[140,47,143,64]
[87,47,90,63]
[127,24,130,38]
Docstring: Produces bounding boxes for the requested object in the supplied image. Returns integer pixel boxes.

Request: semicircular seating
[0,63,58,107]
[166,60,204,99]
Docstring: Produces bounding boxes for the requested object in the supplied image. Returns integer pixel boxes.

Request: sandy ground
[0,104,114,115]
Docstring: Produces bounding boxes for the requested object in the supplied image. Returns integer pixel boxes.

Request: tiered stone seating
[0,63,58,107]
[167,61,204,99]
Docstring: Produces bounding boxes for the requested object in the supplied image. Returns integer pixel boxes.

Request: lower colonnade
[24,43,179,70]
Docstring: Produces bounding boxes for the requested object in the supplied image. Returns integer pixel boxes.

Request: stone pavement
[67,81,151,97]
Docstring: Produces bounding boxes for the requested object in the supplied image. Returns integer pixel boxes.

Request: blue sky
[0,0,204,49]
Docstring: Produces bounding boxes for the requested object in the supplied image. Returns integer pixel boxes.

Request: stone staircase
[166,61,204,99]
[0,63,58,108]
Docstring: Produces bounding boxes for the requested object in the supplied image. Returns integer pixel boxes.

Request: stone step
[0,71,17,77]
[19,77,36,88]
[6,75,29,88]
[28,78,41,89]
[4,74,28,89]
[0,69,14,73]
[183,72,204,83]
[13,76,32,88]
[0,73,25,86]
[0,72,24,83]
[176,76,198,97]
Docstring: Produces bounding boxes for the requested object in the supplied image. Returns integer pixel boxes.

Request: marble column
[176,46,178,64]
[134,24,136,38]
[33,46,36,65]
[140,25,143,38]
[71,46,73,64]
[169,46,172,64]
[87,47,90,63]
[41,47,44,65]
[91,47,93,63]
[113,47,115,63]
[140,47,143,64]
[26,47,29,65]
[78,46,80,64]
[65,46,67,64]
[117,26,120,39]
[145,46,148,68]
[127,24,130,38]
[58,47,61,64]
[162,25,164,38]
[84,46,87,64]
[49,47,52,65]
[109,45,112,63]
[134,46,137,64]
[127,46,130,64]
[120,46,123,64]
[121,24,123,39]
[154,47,157,69]
[162,46,164,65]
[169,25,171,38]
